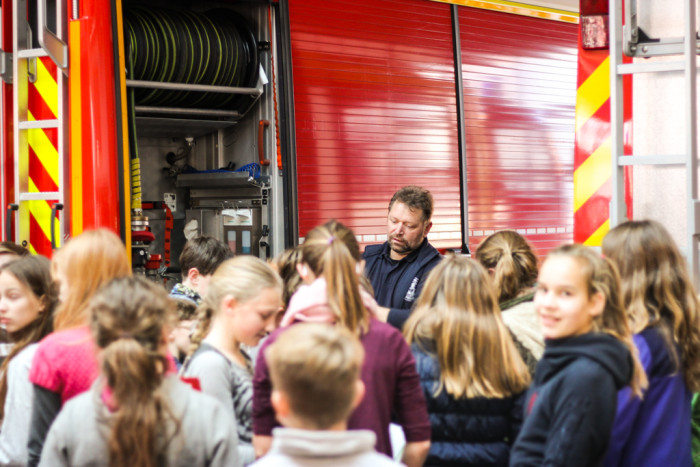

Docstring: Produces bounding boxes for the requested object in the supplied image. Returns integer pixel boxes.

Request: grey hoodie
[39,376,240,467]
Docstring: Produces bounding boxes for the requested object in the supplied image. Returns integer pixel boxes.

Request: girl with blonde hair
[27,229,131,466]
[253,220,431,467]
[476,230,543,375]
[0,256,57,464]
[182,255,283,466]
[511,244,646,466]
[404,255,530,466]
[41,277,239,466]
[602,220,700,466]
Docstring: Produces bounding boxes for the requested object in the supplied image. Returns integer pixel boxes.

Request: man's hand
[374,306,390,322]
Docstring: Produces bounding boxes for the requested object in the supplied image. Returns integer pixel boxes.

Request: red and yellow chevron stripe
[25,56,60,255]
[574,48,632,246]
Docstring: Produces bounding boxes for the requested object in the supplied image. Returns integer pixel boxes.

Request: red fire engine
[0,0,691,278]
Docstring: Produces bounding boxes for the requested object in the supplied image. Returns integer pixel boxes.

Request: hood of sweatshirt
[536,332,633,390]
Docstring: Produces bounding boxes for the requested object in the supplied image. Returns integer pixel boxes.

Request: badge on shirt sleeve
[404,277,419,302]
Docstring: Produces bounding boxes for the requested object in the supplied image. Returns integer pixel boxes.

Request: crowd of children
[0,217,698,466]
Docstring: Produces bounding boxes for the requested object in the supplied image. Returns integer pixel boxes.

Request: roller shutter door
[288,0,461,250]
[459,7,577,254]
[289,0,577,254]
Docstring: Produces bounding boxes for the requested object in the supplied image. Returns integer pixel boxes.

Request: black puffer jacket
[412,343,525,466]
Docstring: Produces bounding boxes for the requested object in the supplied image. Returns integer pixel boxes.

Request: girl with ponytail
[27,229,131,466]
[0,256,56,465]
[182,255,283,466]
[253,220,431,467]
[476,230,543,375]
[41,277,239,466]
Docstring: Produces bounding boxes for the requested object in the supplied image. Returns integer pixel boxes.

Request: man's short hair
[388,185,433,222]
[179,236,232,278]
[266,323,365,430]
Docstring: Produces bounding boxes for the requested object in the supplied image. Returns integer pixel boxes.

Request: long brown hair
[546,244,648,396]
[475,230,538,303]
[301,220,369,335]
[90,277,177,467]
[52,229,131,331]
[404,255,530,398]
[0,255,57,420]
[189,255,282,355]
[602,220,700,391]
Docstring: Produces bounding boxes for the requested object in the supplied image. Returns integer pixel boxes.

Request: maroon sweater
[252,318,431,456]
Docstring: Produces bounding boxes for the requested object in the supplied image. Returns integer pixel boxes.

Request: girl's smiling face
[534,255,605,340]
[0,270,43,334]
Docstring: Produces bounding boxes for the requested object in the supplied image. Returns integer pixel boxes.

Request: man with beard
[363,186,442,330]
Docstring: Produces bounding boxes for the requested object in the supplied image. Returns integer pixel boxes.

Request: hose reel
[124,5,260,114]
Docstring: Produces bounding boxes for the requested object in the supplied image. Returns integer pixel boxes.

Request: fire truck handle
[37,0,68,70]
[5,204,18,242]
[258,120,271,167]
[50,203,64,250]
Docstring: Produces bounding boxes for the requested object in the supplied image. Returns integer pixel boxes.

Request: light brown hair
[189,255,282,354]
[51,229,131,331]
[274,247,303,308]
[90,277,178,467]
[404,255,531,398]
[602,220,700,391]
[300,220,369,334]
[0,255,57,420]
[266,323,364,429]
[475,230,538,303]
[546,244,648,396]
[388,185,433,222]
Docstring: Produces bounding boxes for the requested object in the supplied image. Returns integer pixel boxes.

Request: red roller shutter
[459,7,578,254]
[288,0,462,250]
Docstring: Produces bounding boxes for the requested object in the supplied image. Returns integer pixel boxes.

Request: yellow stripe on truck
[27,178,53,243]
[27,110,60,188]
[69,20,84,235]
[584,219,610,247]
[33,58,59,118]
[573,136,611,212]
[575,56,610,133]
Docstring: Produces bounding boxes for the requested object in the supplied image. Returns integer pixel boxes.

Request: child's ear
[589,291,605,318]
[187,267,201,286]
[295,262,315,284]
[221,295,237,316]
[271,390,290,420]
[351,380,366,410]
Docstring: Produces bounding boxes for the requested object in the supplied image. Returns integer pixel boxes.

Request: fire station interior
[120,0,279,279]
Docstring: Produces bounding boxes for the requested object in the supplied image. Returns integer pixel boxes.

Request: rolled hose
[123,5,259,112]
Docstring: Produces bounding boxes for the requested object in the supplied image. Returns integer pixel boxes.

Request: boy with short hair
[169,235,232,305]
[252,323,402,467]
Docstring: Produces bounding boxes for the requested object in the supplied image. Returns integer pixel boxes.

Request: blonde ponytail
[302,220,369,334]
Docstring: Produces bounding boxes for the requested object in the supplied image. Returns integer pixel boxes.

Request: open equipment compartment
[120,0,276,279]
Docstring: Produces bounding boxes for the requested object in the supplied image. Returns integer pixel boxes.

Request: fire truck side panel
[289,0,578,254]
[69,0,122,235]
